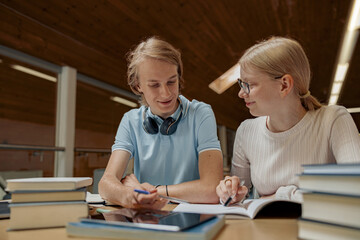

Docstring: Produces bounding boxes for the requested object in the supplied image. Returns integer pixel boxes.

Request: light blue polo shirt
[112,95,221,185]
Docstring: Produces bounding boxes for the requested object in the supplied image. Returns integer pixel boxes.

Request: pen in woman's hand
[223,180,245,207]
[223,193,236,206]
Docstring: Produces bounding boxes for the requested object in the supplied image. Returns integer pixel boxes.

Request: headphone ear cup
[143,117,159,134]
[160,117,177,135]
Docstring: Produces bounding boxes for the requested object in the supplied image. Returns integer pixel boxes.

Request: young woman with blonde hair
[217,36,360,205]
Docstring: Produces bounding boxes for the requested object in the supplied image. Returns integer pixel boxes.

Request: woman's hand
[216,176,248,206]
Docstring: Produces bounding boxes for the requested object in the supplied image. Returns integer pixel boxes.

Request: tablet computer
[83,208,216,232]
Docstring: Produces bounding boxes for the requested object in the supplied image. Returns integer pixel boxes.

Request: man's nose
[160,84,171,97]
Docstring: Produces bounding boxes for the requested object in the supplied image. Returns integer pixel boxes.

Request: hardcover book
[298,218,360,240]
[299,174,360,195]
[8,201,89,230]
[297,163,360,240]
[302,191,360,228]
[6,177,92,191]
[10,187,87,203]
[302,163,360,175]
[67,212,225,240]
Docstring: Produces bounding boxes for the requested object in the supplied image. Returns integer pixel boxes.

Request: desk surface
[0,204,299,240]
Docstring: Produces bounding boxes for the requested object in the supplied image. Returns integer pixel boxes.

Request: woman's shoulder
[313,105,349,119]
[306,105,353,129]
[236,116,266,133]
[240,116,265,126]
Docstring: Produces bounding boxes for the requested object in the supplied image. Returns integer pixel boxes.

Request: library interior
[1,1,360,240]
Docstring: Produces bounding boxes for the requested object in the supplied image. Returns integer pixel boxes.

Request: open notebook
[173,198,301,219]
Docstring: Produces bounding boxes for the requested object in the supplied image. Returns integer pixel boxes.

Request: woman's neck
[266,104,307,133]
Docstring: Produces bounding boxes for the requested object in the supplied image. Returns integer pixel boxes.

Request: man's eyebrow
[168,74,178,80]
[145,75,178,82]
[147,79,159,83]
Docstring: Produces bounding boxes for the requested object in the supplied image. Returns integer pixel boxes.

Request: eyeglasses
[237,78,250,94]
[237,75,284,94]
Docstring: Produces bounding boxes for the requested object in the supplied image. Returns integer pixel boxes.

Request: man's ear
[135,83,142,94]
[279,74,294,98]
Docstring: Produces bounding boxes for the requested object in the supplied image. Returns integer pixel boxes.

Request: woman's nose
[238,88,248,99]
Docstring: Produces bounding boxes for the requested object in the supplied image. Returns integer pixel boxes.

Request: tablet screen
[85,208,216,232]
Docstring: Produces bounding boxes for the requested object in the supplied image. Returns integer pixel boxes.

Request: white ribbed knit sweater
[231,105,360,201]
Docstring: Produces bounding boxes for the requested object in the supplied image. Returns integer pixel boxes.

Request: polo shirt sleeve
[111,113,134,158]
[195,104,221,153]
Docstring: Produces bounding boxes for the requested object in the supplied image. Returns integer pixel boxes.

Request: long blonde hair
[126,36,184,106]
[239,36,322,111]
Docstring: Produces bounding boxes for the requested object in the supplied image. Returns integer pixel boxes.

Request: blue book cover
[0,201,10,219]
[299,173,360,196]
[301,163,360,175]
[67,215,225,240]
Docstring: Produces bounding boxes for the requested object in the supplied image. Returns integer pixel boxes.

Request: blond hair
[126,36,184,106]
[239,36,322,111]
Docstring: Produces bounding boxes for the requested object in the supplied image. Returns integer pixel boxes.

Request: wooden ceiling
[1,0,359,131]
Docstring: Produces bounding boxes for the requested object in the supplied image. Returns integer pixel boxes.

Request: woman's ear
[279,74,294,98]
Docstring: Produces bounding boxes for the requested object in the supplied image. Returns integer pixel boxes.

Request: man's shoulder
[180,95,209,107]
[121,107,143,122]
[180,95,212,117]
[125,106,143,115]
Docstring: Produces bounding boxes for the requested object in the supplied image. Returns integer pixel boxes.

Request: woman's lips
[245,101,254,107]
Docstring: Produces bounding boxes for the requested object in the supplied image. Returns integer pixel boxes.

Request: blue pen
[134,189,151,194]
[134,189,189,204]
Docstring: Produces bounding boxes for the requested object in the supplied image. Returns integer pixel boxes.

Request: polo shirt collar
[148,100,182,125]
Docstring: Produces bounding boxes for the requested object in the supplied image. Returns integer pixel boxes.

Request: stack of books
[6,177,92,230]
[298,163,360,240]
